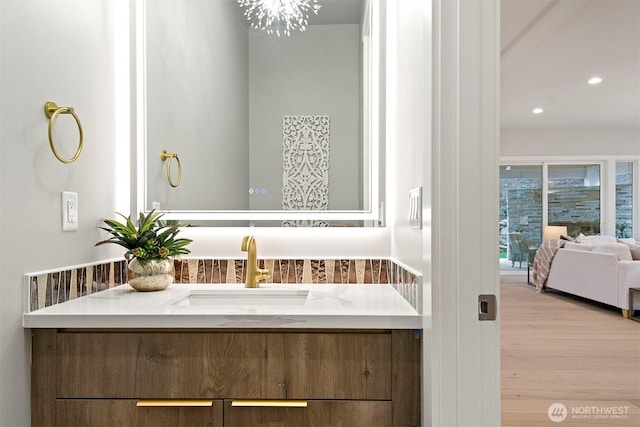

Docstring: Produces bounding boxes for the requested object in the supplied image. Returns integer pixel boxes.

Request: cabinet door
[223,400,392,427]
[56,399,223,427]
[281,332,392,399]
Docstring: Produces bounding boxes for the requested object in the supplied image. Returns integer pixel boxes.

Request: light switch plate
[409,187,422,229]
[62,191,78,231]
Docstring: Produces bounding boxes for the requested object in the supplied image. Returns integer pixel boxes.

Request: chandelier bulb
[238,0,322,37]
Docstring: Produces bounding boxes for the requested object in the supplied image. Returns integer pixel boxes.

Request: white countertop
[23,283,423,330]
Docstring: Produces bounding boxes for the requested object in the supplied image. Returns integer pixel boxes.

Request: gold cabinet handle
[136,399,213,407]
[44,101,83,164]
[160,150,182,187]
[231,400,308,408]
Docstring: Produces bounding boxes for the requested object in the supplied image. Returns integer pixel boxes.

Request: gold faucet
[241,235,270,288]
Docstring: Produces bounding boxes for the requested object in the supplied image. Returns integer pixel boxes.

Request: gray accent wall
[248,24,362,212]
[146,0,250,211]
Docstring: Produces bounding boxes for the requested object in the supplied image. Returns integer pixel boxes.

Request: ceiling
[307,0,639,129]
[501,0,640,129]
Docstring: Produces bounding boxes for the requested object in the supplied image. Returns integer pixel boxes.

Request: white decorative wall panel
[282,115,330,227]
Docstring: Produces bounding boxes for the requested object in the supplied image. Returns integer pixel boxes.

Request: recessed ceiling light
[532,108,544,114]
[588,76,603,85]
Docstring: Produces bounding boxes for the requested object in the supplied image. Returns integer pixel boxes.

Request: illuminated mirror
[135,0,382,226]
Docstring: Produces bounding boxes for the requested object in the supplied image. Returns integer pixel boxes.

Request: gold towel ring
[44,101,83,164]
[160,150,182,188]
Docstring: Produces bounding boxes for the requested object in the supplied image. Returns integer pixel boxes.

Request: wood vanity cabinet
[56,399,223,427]
[223,400,391,427]
[31,329,420,427]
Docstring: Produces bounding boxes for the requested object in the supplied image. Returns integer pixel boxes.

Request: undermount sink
[172,289,309,306]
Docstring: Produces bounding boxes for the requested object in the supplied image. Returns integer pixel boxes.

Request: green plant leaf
[96,210,191,260]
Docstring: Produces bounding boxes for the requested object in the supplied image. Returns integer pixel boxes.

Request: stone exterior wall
[502,178,634,239]
[616,183,633,237]
[548,187,601,236]
[504,187,542,242]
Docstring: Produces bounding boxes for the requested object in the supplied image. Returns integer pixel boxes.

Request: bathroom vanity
[26,284,422,427]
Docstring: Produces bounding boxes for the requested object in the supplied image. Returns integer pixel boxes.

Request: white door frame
[430,0,501,425]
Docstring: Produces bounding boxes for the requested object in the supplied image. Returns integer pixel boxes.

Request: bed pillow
[590,243,632,261]
[576,234,616,245]
[563,241,591,252]
[618,240,640,260]
[600,236,618,244]
[629,244,640,260]
[618,238,636,245]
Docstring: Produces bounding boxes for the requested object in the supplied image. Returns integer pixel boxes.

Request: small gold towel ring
[160,150,182,188]
[44,101,83,164]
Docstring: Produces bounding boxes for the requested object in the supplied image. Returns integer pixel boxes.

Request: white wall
[181,226,389,259]
[385,0,432,422]
[0,1,123,425]
[501,128,640,157]
[145,0,249,211]
[249,24,362,212]
[387,0,427,270]
[0,3,390,425]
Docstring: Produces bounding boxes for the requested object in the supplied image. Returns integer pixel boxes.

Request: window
[548,164,601,236]
[499,166,542,263]
[616,161,633,238]
[499,159,638,271]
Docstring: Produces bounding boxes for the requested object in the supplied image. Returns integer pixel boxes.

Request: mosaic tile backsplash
[26,259,128,313]
[26,258,421,313]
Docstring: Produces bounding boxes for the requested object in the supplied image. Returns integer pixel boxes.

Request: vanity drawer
[223,399,392,427]
[56,331,392,400]
[56,399,223,427]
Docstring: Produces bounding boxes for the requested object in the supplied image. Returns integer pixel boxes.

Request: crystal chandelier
[237,0,321,37]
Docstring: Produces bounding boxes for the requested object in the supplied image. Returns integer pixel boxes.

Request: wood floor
[500,275,640,427]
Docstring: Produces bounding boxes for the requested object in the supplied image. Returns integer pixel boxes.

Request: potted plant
[95,210,192,291]
[616,222,630,239]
